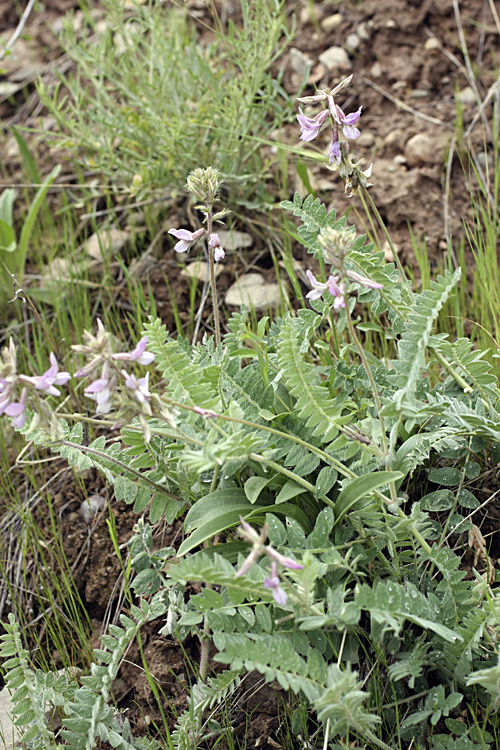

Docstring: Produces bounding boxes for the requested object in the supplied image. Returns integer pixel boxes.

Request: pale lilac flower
[4,388,27,428]
[235,519,303,579]
[112,337,155,365]
[84,365,115,415]
[345,270,383,289]
[339,106,362,140]
[297,108,330,141]
[265,547,305,570]
[0,379,16,415]
[264,562,288,606]
[329,132,341,166]
[20,353,71,396]
[168,227,205,253]
[208,233,225,262]
[123,371,151,404]
[305,270,346,308]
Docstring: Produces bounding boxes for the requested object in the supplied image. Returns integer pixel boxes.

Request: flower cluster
[306,268,383,308]
[297,75,362,166]
[168,227,225,261]
[235,518,303,605]
[71,320,162,439]
[0,341,70,429]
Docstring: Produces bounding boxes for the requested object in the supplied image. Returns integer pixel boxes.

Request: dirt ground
[1,0,499,747]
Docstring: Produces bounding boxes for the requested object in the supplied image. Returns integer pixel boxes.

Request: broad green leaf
[420,490,454,511]
[244,475,272,503]
[334,471,403,525]
[0,219,16,252]
[428,467,461,486]
[276,479,307,504]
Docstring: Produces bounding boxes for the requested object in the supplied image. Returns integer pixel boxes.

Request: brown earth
[0,0,499,747]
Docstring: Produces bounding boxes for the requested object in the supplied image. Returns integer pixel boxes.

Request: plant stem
[206,207,221,346]
[344,300,398,505]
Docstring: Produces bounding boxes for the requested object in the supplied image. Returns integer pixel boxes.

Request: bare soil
[1,0,499,747]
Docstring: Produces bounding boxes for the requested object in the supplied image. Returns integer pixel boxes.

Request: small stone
[225,274,283,310]
[345,33,360,50]
[370,61,383,78]
[404,133,439,167]
[410,89,429,99]
[384,128,405,149]
[216,230,253,251]
[0,687,21,750]
[357,22,370,41]
[455,86,476,106]
[382,240,397,263]
[393,154,407,165]
[424,38,441,51]
[80,494,106,523]
[85,228,129,260]
[385,19,396,28]
[300,4,321,25]
[321,13,343,32]
[181,261,223,282]
[289,47,313,77]
[357,132,375,148]
[318,46,351,73]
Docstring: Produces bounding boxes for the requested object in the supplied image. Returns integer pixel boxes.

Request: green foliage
[36,0,295,207]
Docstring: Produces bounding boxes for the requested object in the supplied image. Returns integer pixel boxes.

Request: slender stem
[206,207,221,346]
[344,302,400,507]
[249,453,336,510]
[360,186,410,287]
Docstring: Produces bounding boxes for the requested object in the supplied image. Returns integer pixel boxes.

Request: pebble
[217,230,253,252]
[345,33,361,50]
[181,260,223,282]
[424,38,441,51]
[410,89,429,99]
[225,274,283,310]
[318,46,351,73]
[357,22,371,41]
[370,61,383,78]
[300,4,321,25]
[0,687,20,750]
[357,132,375,148]
[84,228,129,260]
[404,133,439,167]
[455,86,476,106]
[289,47,314,77]
[321,13,343,32]
[80,494,106,523]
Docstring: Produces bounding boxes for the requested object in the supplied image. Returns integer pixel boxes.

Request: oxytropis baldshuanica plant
[2,77,500,750]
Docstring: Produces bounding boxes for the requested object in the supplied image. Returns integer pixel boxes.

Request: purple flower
[168,227,205,253]
[329,97,362,141]
[305,270,345,308]
[297,107,330,142]
[4,388,27,428]
[20,353,71,396]
[112,337,155,365]
[329,132,341,166]
[264,562,288,606]
[208,233,225,262]
[265,547,304,570]
[345,270,383,289]
[339,106,362,140]
[123,371,151,404]
[193,406,218,418]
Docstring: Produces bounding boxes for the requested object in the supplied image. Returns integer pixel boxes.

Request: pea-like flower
[264,562,288,606]
[168,227,206,254]
[20,353,71,396]
[112,337,155,365]
[297,107,330,142]
[305,270,346,308]
[208,233,225,262]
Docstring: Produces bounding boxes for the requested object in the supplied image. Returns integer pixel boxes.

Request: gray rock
[318,46,351,73]
[180,261,223,282]
[217,230,253,252]
[321,13,343,32]
[289,48,314,77]
[455,86,476,106]
[225,274,283,310]
[345,33,360,50]
[85,228,129,260]
[0,687,21,750]
[370,61,383,78]
[404,133,440,167]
